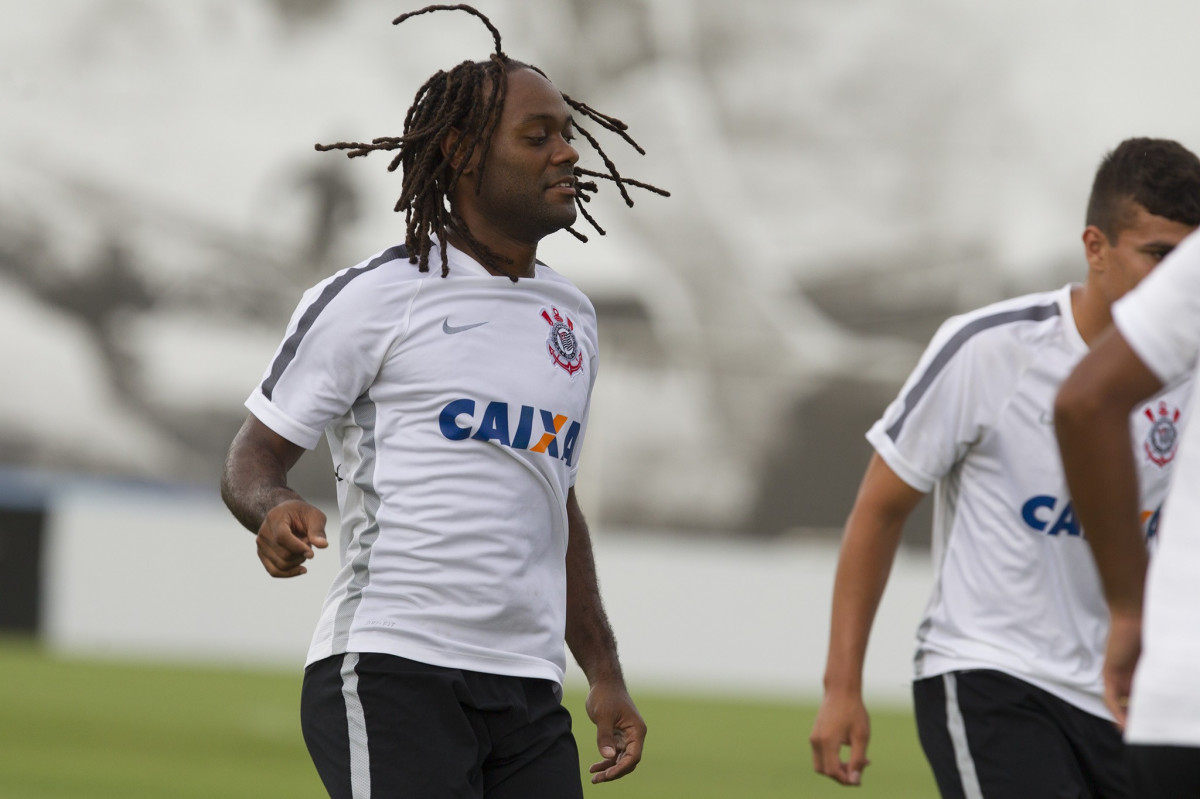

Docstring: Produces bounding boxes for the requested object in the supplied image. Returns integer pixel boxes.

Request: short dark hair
[1086,137,1200,240]
[316,4,668,280]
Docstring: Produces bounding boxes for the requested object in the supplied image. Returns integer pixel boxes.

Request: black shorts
[1129,743,1200,797]
[912,670,1131,799]
[300,652,583,799]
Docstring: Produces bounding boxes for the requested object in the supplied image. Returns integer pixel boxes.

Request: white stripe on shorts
[943,672,985,799]
[340,653,372,799]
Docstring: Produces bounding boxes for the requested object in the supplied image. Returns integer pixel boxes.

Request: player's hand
[1103,609,1142,729]
[810,689,872,786]
[584,678,645,784]
[256,499,328,578]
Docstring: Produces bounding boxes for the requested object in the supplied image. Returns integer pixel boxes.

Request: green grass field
[0,636,935,798]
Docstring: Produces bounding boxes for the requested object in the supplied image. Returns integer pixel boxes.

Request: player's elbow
[218,457,239,515]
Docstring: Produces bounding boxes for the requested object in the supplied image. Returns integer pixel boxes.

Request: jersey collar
[1058,283,1088,355]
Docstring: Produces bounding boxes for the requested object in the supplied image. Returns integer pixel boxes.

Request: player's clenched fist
[257,499,328,578]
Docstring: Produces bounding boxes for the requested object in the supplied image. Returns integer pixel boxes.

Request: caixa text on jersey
[439,398,582,466]
[1021,495,1162,541]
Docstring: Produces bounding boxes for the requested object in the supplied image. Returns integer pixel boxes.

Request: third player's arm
[1054,327,1163,723]
[810,453,925,786]
[1055,327,1162,618]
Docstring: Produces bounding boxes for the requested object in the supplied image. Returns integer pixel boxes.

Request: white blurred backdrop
[4,0,1200,695]
[6,0,1200,534]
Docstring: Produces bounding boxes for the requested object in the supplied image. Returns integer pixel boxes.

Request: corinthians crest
[1144,401,1181,467]
[541,306,584,376]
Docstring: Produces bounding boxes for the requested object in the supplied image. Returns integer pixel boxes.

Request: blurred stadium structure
[4,0,1200,544]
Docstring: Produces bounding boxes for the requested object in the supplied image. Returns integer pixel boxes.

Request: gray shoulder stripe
[885,301,1060,441]
[260,245,408,400]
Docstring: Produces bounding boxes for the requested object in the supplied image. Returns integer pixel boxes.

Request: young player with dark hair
[220,5,666,796]
[809,137,1200,798]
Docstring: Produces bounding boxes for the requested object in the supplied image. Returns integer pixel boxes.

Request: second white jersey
[867,285,1191,719]
[1114,229,1200,746]
[247,242,599,685]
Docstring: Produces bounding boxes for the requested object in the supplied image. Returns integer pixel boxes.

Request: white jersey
[246,241,598,686]
[1113,229,1200,746]
[867,285,1191,719]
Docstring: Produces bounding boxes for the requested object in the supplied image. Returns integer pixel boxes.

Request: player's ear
[1082,225,1109,272]
[441,128,472,173]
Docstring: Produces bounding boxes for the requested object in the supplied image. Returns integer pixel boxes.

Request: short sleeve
[866,312,1026,492]
[1113,230,1200,386]
[246,263,415,449]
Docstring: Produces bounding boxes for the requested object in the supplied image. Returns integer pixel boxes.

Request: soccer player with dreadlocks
[221,5,667,796]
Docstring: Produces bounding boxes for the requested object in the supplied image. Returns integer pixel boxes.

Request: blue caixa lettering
[1021,495,1081,536]
[438,398,581,466]
[1021,495,1161,540]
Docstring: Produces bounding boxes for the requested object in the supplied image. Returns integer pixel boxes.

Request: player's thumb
[596,728,619,760]
[303,506,329,548]
[848,733,870,784]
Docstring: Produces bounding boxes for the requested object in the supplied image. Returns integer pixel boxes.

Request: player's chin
[537,206,578,237]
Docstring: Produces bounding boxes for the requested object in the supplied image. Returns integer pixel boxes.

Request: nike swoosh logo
[442,318,488,335]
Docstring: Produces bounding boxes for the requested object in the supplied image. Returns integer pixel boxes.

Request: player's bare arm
[1054,326,1164,724]
[811,453,924,786]
[221,414,328,578]
[563,486,645,784]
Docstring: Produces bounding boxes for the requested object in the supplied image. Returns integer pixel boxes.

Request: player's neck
[447,224,538,279]
[1069,283,1113,347]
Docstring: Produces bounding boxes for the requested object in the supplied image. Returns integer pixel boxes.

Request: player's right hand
[256,499,328,578]
[810,690,872,786]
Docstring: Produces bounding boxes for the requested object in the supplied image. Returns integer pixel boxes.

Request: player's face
[460,67,579,245]
[1087,202,1196,304]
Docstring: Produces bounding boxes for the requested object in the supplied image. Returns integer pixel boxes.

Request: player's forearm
[221,452,304,534]
[564,492,625,686]
[822,508,906,694]
[221,418,307,534]
[566,591,624,687]
[223,475,305,535]
[1055,329,1164,615]
[1055,393,1147,615]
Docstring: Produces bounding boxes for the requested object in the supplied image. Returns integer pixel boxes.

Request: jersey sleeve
[1113,230,1200,386]
[246,268,414,449]
[866,313,1023,492]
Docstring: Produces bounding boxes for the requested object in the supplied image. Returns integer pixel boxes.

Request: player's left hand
[584,678,645,783]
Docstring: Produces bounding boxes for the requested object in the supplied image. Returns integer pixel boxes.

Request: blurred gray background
[5,0,1200,545]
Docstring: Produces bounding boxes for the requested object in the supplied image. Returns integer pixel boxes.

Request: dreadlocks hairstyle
[315,4,670,281]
